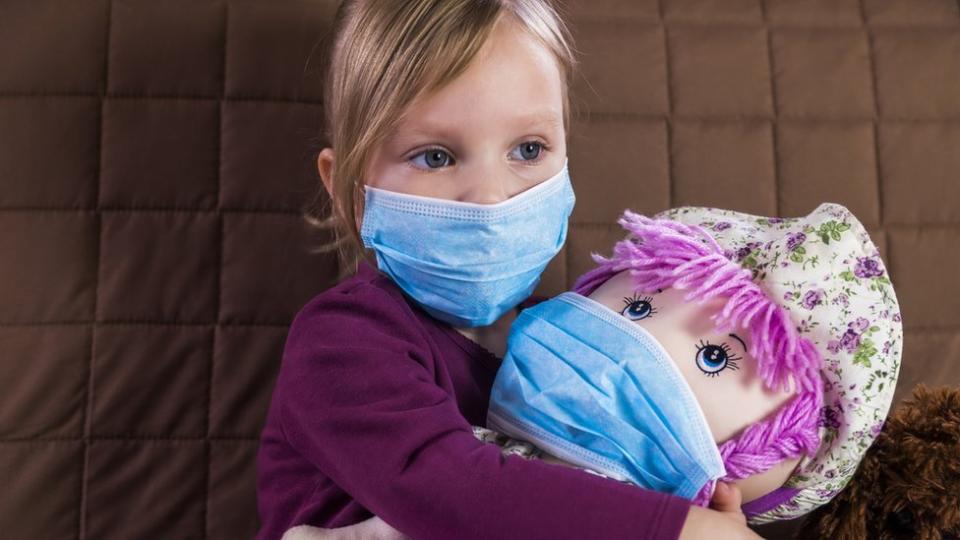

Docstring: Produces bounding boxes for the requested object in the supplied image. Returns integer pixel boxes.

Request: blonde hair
[303,0,578,276]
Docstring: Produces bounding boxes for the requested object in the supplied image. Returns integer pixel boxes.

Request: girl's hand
[281,516,409,540]
[708,481,748,525]
[679,482,762,540]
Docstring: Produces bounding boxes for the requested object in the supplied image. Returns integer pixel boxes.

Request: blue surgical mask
[487,291,726,500]
[360,160,575,328]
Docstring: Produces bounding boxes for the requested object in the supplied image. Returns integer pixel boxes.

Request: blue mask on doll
[360,160,574,327]
[487,291,726,500]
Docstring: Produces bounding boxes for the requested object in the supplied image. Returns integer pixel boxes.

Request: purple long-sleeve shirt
[255,260,692,540]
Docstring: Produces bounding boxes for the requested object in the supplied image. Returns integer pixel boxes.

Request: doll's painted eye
[621,295,657,321]
[695,340,742,377]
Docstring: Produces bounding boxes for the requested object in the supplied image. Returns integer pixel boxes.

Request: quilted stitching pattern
[0,0,957,538]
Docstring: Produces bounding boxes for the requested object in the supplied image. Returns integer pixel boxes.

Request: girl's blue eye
[621,295,656,321]
[695,340,741,377]
[510,141,544,161]
[411,142,545,170]
[411,148,454,170]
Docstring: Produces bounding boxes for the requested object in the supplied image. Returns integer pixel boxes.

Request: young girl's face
[363,15,567,205]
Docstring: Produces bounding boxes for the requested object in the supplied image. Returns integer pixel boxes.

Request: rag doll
[486,202,903,523]
[284,202,903,538]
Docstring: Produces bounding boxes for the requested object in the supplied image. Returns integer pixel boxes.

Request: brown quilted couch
[1,1,958,539]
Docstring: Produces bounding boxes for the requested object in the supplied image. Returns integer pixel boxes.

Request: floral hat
[571,203,903,524]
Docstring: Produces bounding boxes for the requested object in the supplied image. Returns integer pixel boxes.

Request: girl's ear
[317,148,335,197]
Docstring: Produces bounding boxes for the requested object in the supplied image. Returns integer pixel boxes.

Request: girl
[255,1,760,539]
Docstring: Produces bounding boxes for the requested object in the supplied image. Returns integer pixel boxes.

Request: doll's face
[587,270,802,501]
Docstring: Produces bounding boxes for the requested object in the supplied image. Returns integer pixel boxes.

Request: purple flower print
[714,221,732,231]
[802,289,825,310]
[830,318,871,355]
[850,317,870,333]
[786,232,806,251]
[870,421,885,437]
[854,256,883,279]
[830,292,850,308]
[820,405,842,430]
[735,241,761,262]
[892,313,902,323]
[767,217,784,225]
[838,329,861,353]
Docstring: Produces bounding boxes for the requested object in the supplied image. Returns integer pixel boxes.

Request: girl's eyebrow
[511,109,563,128]
[729,333,748,352]
[392,109,563,144]
[395,121,460,141]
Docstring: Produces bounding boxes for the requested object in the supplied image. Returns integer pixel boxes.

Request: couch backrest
[1,1,958,538]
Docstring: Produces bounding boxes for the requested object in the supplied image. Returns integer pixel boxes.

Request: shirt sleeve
[276,282,692,540]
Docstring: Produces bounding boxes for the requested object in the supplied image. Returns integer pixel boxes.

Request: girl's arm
[281,483,757,540]
[276,282,694,539]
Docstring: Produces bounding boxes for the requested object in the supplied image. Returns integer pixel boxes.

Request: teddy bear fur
[795,384,960,540]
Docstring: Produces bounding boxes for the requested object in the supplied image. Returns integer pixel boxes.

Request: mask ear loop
[353,178,367,236]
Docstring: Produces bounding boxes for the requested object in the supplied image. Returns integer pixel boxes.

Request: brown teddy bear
[795,384,960,540]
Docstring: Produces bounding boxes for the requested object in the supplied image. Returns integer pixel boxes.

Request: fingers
[280,518,409,540]
[368,516,411,540]
[710,482,742,511]
[709,482,747,526]
[281,525,335,540]
[679,505,761,540]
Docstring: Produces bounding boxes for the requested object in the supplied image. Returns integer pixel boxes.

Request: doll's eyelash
[622,293,655,306]
[694,339,742,377]
[621,294,657,320]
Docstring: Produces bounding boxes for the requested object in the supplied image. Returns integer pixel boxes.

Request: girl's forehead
[390,21,565,134]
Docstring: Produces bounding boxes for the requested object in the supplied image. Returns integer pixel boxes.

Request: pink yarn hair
[572,210,824,507]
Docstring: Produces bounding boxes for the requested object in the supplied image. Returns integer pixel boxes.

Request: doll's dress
[470,425,632,485]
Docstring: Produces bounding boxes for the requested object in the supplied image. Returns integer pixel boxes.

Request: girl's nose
[460,166,527,205]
